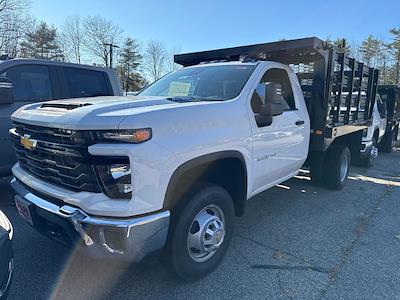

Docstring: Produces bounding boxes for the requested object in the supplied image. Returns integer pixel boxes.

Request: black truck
[176,37,379,187]
[378,85,400,152]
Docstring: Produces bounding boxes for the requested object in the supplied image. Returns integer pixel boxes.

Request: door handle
[295,120,305,126]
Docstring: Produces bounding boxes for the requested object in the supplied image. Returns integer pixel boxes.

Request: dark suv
[0,58,123,177]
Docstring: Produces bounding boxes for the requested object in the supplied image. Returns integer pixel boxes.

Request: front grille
[11,122,101,193]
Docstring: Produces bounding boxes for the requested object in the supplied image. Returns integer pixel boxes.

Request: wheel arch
[163,151,248,217]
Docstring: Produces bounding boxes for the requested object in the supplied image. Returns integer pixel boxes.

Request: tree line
[0,0,181,91]
[1,0,399,93]
[329,35,400,85]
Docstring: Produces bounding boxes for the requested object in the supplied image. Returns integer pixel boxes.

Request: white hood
[11,96,187,130]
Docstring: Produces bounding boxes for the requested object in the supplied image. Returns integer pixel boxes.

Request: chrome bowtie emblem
[20,134,37,151]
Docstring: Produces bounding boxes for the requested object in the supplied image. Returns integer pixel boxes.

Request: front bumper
[360,140,373,155]
[11,178,170,262]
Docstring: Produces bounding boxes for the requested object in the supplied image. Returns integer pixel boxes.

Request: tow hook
[59,206,94,246]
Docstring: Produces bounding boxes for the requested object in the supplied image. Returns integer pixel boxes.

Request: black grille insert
[11,122,101,193]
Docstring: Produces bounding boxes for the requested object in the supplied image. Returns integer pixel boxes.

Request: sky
[31,0,400,53]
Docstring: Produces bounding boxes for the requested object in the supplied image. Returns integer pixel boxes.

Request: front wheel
[168,184,235,281]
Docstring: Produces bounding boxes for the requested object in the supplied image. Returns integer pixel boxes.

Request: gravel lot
[1,149,400,299]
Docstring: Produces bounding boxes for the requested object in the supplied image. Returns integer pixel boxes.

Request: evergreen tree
[359,35,381,67]
[388,28,400,85]
[333,38,352,54]
[117,37,143,92]
[19,21,64,61]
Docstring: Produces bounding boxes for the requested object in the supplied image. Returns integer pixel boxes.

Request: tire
[168,183,235,281]
[380,129,396,153]
[323,145,351,190]
[359,138,377,168]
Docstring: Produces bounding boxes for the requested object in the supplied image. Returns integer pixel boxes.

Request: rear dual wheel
[324,145,351,190]
[310,145,351,190]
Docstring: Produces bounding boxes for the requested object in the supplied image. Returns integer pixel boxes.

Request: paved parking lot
[1,149,400,299]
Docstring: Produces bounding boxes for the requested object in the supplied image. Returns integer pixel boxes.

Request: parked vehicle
[359,94,387,167]
[378,85,400,152]
[9,37,379,280]
[0,57,123,177]
[0,210,13,299]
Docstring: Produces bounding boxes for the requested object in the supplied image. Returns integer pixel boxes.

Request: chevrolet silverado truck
[377,85,400,152]
[9,38,379,280]
[359,94,387,167]
[0,57,123,177]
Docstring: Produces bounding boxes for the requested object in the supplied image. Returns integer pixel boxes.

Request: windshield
[139,65,256,101]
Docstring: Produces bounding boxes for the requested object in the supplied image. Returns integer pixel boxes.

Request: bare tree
[166,45,181,73]
[82,16,123,67]
[143,40,167,82]
[0,0,26,17]
[0,0,31,56]
[60,15,84,63]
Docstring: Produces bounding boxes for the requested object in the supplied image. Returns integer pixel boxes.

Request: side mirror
[260,102,284,117]
[0,77,13,104]
[254,82,284,127]
[255,113,273,127]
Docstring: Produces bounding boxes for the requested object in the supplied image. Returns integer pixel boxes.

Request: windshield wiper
[166,96,200,103]
[166,96,224,103]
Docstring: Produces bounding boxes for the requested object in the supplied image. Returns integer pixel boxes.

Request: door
[0,64,54,175]
[248,66,309,194]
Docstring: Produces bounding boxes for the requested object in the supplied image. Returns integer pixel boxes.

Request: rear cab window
[0,65,53,102]
[62,67,112,98]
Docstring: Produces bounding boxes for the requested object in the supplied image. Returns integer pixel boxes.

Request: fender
[163,150,248,215]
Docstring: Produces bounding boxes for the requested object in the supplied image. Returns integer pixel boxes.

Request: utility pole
[104,43,119,68]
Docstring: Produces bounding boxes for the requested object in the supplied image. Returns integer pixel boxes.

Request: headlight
[95,161,132,199]
[93,128,152,143]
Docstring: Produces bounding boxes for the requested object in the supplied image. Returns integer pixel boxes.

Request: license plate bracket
[15,196,34,226]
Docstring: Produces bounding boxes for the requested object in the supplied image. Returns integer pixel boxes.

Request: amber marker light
[133,128,152,143]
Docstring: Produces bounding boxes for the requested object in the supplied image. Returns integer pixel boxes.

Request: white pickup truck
[359,94,387,167]
[9,38,379,280]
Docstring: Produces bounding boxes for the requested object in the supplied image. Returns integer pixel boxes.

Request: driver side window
[251,68,295,114]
